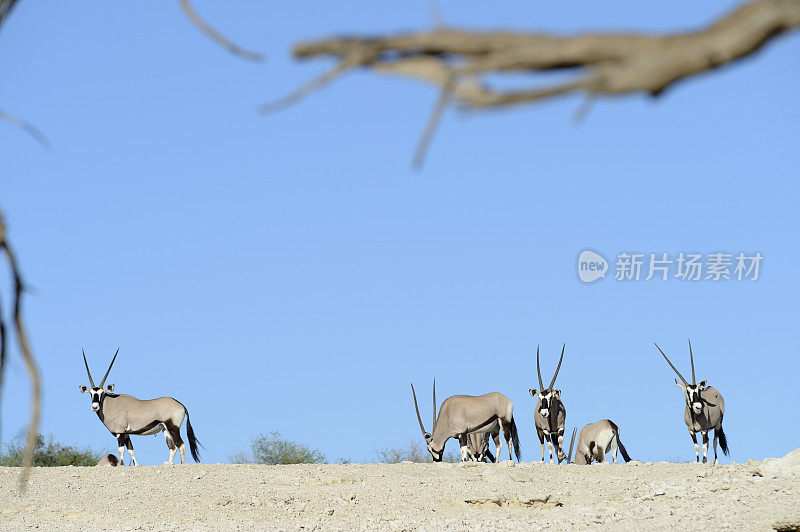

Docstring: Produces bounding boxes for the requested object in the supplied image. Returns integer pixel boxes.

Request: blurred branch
[0,109,52,151]
[271,0,800,165]
[0,206,41,492]
[180,0,264,62]
[288,0,800,108]
[0,0,19,29]
[0,2,51,151]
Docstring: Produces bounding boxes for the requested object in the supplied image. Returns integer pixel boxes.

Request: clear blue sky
[1,1,798,464]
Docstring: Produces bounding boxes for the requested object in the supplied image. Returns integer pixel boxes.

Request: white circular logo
[578,250,608,283]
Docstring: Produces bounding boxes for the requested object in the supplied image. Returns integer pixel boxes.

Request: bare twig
[284,0,800,110]
[0,207,41,492]
[257,54,361,114]
[1,2,52,151]
[572,93,597,125]
[0,0,43,492]
[412,74,456,170]
[428,1,445,30]
[0,0,19,29]
[180,0,264,62]
[0,269,5,444]
[0,109,52,151]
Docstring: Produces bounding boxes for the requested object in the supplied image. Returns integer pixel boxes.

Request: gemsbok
[466,421,499,462]
[411,380,521,462]
[529,345,567,463]
[654,340,729,464]
[79,349,201,466]
[566,420,633,465]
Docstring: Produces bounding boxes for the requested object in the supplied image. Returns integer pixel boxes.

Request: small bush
[231,431,325,465]
[0,434,104,467]
[375,439,460,463]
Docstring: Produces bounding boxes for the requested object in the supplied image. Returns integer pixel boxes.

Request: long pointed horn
[411,383,427,436]
[567,427,576,464]
[432,378,437,428]
[99,348,119,387]
[654,343,688,385]
[536,346,544,391]
[549,343,565,390]
[82,349,95,388]
[688,338,696,385]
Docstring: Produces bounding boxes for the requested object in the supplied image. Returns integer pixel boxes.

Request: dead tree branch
[0,207,41,492]
[0,0,19,28]
[286,0,800,109]
[0,109,52,151]
[180,0,264,62]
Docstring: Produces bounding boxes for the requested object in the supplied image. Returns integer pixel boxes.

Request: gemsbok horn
[79,349,201,466]
[654,340,729,464]
[411,379,521,462]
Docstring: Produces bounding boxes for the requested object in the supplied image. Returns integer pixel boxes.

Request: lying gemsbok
[411,380,521,462]
[566,420,633,465]
[654,340,729,464]
[79,349,201,465]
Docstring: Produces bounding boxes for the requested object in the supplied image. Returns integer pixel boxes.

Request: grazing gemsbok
[79,349,201,466]
[654,340,729,464]
[566,420,633,465]
[411,380,521,462]
[466,421,499,462]
[529,345,567,463]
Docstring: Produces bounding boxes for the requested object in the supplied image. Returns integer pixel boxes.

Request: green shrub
[231,431,325,465]
[375,439,460,463]
[0,434,104,467]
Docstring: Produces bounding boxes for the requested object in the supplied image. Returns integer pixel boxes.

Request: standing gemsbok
[79,349,201,465]
[654,340,729,464]
[529,345,567,463]
[411,380,521,462]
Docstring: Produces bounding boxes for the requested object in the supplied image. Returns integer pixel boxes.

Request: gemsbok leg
[701,431,709,463]
[487,433,500,463]
[116,435,126,466]
[168,423,185,464]
[125,436,139,466]
[537,430,546,462]
[458,433,470,461]
[690,431,699,462]
[164,429,177,465]
[499,420,513,461]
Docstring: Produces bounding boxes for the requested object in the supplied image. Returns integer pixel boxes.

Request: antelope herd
[78,340,729,466]
[411,340,730,466]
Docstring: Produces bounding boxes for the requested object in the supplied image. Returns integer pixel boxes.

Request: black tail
[184,408,202,462]
[510,417,522,461]
[617,435,632,462]
[717,425,729,457]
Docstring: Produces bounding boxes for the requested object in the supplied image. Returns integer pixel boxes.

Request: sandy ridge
[1,458,797,530]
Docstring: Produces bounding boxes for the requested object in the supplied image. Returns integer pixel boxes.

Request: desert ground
[1,451,798,530]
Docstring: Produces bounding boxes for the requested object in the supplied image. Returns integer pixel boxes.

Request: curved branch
[0,207,41,492]
[0,108,52,151]
[180,0,264,62]
[0,0,19,29]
